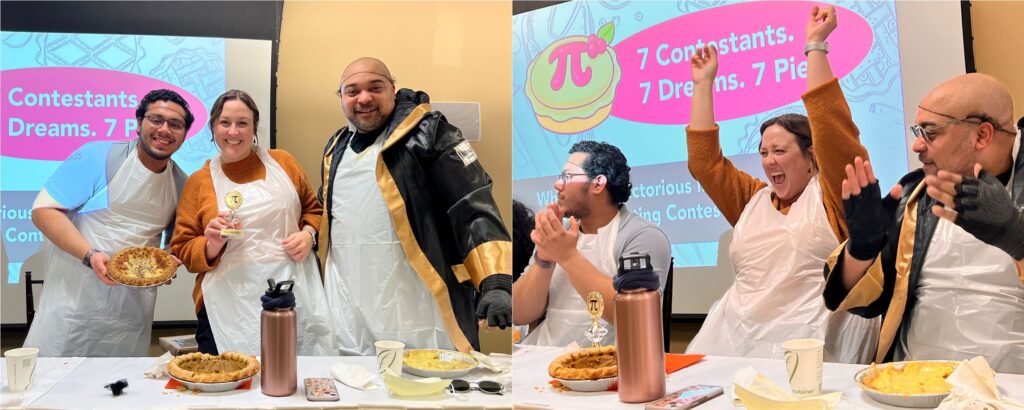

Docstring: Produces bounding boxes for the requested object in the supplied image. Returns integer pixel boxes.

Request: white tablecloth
[511,345,1024,409]
[1,356,512,409]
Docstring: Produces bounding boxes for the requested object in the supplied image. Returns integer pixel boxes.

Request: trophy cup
[584,291,608,347]
[220,191,244,239]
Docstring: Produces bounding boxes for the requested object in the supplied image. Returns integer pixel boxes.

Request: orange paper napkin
[164,378,253,391]
[549,353,705,392]
[666,353,704,374]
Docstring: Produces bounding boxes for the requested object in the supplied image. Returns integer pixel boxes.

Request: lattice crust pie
[548,345,617,380]
[168,352,260,383]
[107,246,176,287]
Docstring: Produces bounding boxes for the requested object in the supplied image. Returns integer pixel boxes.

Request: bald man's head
[913,73,1017,176]
[338,57,397,133]
[920,73,1015,133]
[340,57,395,86]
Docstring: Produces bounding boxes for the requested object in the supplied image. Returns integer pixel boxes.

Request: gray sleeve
[617,224,672,292]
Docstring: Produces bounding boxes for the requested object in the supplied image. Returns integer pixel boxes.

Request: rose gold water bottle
[261,279,297,396]
[613,253,665,403]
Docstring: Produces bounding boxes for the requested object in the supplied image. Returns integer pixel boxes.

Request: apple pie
[548,345,617,380]
[168,352,260,383]
[107,246,176,287]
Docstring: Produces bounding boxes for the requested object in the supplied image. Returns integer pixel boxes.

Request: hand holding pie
[106,246,177,287]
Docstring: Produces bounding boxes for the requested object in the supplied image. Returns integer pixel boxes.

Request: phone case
[644,385,724,410]
[304,378,340,401]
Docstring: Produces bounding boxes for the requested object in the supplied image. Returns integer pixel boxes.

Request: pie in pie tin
[548,345,617,380]
[107,246,177,287]
[167,352,261,383]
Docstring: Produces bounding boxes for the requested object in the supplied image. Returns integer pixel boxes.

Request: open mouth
[224,138,244,146]
[770,172,785,185]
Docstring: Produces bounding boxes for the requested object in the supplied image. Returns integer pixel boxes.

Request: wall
[276,0,511,228]
[276,1,512,353]
[972,1,1024,123]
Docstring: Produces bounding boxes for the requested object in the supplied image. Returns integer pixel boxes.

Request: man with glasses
[513,141,671,346]
[24,89,193,357]
[319,57,511,355]
[823,73,1024,373]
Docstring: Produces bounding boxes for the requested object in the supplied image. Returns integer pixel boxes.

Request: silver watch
[804,42,829,56]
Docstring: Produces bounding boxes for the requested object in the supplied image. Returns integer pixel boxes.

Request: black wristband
[480,274,512,294]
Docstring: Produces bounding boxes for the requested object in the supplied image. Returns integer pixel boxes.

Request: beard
[139,135,174,161]
[561,183,592,220]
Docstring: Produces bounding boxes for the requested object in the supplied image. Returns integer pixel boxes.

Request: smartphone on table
[304,377,340,401]
[645,384,724,409]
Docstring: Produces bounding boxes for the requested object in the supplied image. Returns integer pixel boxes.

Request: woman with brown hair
[683,6,878,363]
[170,90,332,355]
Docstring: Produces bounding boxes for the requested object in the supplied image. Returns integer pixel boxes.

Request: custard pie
[106,246,176,287]
[548,345,617,380]
[168,352,260,383]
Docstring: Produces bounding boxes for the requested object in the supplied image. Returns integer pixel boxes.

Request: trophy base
[220,229,244,239]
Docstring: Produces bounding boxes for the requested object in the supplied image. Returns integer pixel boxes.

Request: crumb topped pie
[168,352,260,383]
[548,345,617,380]
[106,246,176,287]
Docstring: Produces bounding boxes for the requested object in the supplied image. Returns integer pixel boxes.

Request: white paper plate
[402,349,478,378]
[170,375,254,393]
[557,377,617,392]
[854,360,956,408]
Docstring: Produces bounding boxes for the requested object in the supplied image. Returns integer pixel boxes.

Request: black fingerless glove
[954,170,1024,260]
[475,275,512,329]
[843,181,901,260]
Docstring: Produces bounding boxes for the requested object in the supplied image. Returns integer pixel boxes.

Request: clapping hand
[926,163,1024,259]
[841,157,902,261]
[530,203,580,264]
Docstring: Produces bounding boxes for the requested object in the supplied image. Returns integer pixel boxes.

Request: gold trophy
[220,191,244,239]
[584,291,608,347]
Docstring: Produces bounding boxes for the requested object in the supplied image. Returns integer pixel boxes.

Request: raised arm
[803,5,869,240]
[685,45,766,225]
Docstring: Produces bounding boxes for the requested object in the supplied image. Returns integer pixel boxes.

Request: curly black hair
[512,200,536,282]
[569,140,632,204]
[134,89,195,131]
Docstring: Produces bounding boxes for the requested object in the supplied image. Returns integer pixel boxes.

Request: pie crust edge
[168,352,261,383]
[548,345,618,380]
[107,246,177,287]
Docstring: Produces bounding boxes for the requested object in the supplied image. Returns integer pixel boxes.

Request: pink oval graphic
[1,67,208,161]
[611,2,873,125]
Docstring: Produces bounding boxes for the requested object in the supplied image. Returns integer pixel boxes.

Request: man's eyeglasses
[557,171,590,184]
[145,115,186,132]
[911,107,1018,142]
[448,379,504,395]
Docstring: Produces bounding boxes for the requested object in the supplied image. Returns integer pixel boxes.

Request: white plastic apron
[325,134,452,355]
[203,147,333,356]
[24,152,176,357]
[521,212,620,347]
[686,178,879,363]
[900,217,1024,373]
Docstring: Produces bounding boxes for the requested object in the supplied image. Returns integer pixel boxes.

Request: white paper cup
[374,340,405,376]
[782,339,823,397]
[5,347,39,392]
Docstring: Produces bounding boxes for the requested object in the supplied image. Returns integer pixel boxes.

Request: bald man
[822,73,1024,373]
[318,57,512,355]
